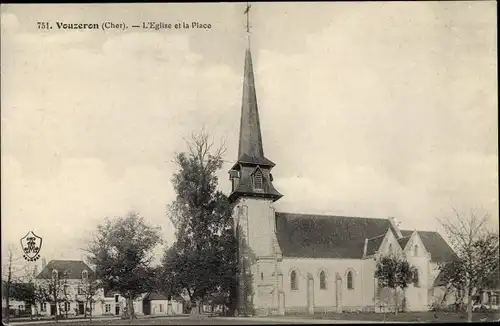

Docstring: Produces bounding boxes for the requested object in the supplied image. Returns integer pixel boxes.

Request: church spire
[237,3,273,166]
[229,3,282,203]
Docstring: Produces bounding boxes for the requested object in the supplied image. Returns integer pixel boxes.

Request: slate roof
[36,260,94,280]
[401,230,458,263]
[398,235,412,250]
[275,212,398,259]
[229,167,283,202]
[365,234,386,256]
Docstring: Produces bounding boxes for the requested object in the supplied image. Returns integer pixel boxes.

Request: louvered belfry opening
[253,168,263,190]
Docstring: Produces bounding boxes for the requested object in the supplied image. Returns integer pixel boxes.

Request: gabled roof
[275,212,397,259]
[365,234,386,256]
[36,260,94,280]
[401,230,458,263]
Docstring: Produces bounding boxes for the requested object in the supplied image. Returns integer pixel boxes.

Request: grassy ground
[288,311,500,323]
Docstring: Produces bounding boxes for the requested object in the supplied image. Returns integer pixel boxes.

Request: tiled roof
[36,260,94,280]
[401,230,458,263]
[365,234,386,256]
[143,292,169,301]
[275,212,396,259]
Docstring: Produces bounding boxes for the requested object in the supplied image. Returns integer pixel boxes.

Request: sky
[1,2,498,270]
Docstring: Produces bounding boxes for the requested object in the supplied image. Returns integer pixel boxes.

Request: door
[50,304,56,316]
[115,305,120,315]
[78,303,85,315]
[143,301,151,315]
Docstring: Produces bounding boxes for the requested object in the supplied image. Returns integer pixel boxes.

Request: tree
[374,255,418,315]
[1,246,26,324]
[161,131,239,315]
[438,207,499,322]
[75,278,102,321]
[85,212,162,320]
[9,282,36,320]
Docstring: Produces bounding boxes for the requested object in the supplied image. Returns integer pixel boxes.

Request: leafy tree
[375,255,418,315]
[438,207,499,322]
[161,131,239,315]
[85,212,162,320]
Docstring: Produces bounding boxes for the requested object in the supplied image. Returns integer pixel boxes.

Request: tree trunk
[128,296,136,320]
[394,288,398,316]
[467,294,473,322]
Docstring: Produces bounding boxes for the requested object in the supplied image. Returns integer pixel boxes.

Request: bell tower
[229,3,283,316]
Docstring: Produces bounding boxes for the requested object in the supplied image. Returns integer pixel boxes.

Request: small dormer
[52,269,59,280]
[82,270,88,281]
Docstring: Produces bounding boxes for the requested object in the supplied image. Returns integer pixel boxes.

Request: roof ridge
[277,211,391,220]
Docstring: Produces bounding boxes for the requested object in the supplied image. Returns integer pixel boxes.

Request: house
[142,292,184,315]
[227,31,458,316]
[35,259,104,317]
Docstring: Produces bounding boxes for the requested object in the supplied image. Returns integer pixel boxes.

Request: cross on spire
[244,2,252,33]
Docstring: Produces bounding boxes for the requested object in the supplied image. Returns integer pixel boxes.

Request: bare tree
[438,207,499,322]
[1,246,26,324]
[75,278,101,321]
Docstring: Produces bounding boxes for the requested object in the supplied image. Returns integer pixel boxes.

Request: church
[227,10,457,316]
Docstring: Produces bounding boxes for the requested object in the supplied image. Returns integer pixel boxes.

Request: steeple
[229,3,282,203]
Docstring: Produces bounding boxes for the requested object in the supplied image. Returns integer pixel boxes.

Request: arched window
[319,271,327,290]
[414,244,419,256]
[82,270,88,281]
[253,169,263,190]
[290,270,298,290]
[347,271,354,290]
[413,270,420,288]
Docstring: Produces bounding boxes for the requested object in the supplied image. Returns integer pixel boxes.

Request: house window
[64,302,70,311]
[414,245,419,256]
[347,271,354,290]
[290,270,298,290]
[114,294,119,303]
[414,270,420,288]
[253,169,263,190]
[82,270,88,281]
[159,304,164,313]
[78,286,84,295]
[491,295,498,305]
[41,303,47,312]
[320,271,327,290]
[105,304,111,313]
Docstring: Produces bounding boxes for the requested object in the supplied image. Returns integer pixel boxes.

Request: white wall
[280,257,376,313]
